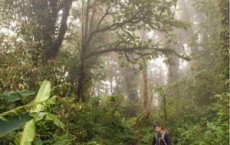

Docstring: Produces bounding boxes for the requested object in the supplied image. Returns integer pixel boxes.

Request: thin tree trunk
[121,64,139,102]
[142,60,148,112]
[76,0,91,102]
[219,0,229,90]
[162,92,168,121]
[76,62,85,101]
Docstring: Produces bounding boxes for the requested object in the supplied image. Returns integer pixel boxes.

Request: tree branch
[85,46,191,61]
[121,27,135,40]
[48,0,72,59]
[85,10,142,48]
[96,4,112,30]
[89,3,96,34]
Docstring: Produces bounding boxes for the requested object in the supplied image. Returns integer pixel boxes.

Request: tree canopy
[0,0,229,144]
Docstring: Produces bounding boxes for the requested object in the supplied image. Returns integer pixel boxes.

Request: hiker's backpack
[155,131,167,145]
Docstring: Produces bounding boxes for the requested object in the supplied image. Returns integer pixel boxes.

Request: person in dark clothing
[152,122,172,145]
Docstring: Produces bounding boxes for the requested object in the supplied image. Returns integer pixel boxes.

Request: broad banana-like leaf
[31,81,51,113]
[0,80,52,143]
[2,91,21,102]
[0,113,32,137]
[18,90,36,98]
[20,119,35,145]
[20,80,51,145]
[2,90,35,103]
[34,80,51,103]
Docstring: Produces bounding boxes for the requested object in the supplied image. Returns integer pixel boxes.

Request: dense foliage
[0,0,229,144]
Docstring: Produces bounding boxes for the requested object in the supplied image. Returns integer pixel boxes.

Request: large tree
[0,0,189,101]
[0,0,73,62]
[68,0,190,101]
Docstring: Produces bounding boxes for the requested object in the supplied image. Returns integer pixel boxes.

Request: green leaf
[18,90,36,97]
[34,80,51,103]
[45,113,65,130]
[34,137,43,145]
[2,91,21,102]
[19,80,51,144]
[2,90,35,103]
[0,115,8,121]
[34,112,47,122]
[207,122,216,130]
[20,119,35,145]
[31,80,51,113]
[0,113,32,137]
[52,134,75,145]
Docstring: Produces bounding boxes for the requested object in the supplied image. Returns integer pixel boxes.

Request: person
[151,122,172,145]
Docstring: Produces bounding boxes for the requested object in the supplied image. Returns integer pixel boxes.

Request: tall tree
[142,60,149,112]
[0,0,73,62]
[120,63,139,102]
[168,0,229,105]
[68,0,187,101]
[219,0,229,87]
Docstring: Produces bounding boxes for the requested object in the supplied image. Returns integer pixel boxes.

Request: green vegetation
[0,0,229,144]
